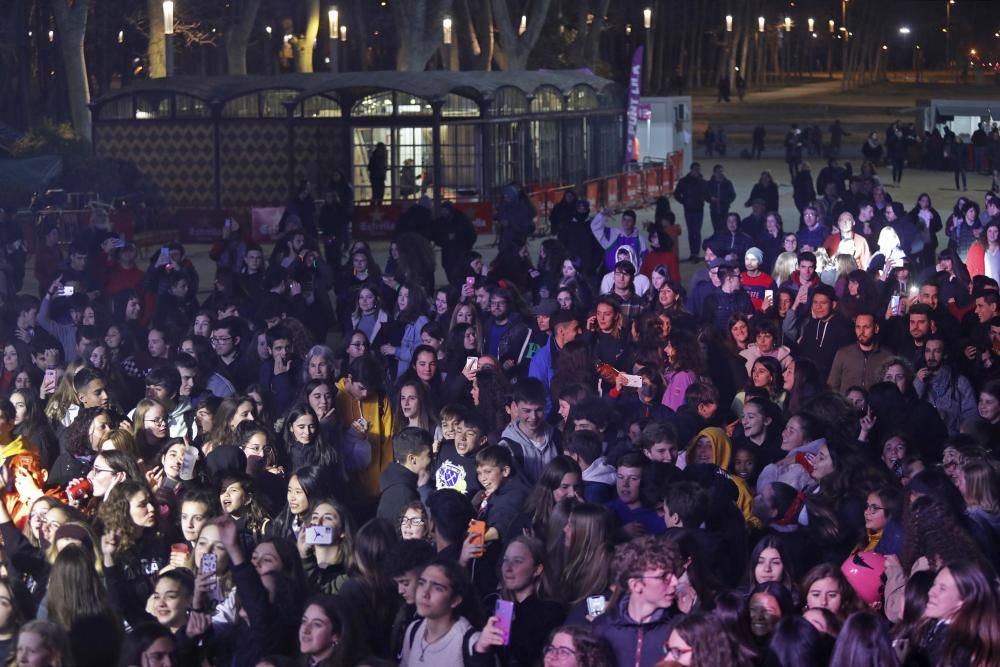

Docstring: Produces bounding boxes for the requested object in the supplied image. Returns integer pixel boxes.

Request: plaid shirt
[611,289,646,325]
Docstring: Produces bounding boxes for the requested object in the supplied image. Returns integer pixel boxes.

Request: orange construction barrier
[605,176,620,210]
[644,169,661,200]
[584,179,602,211]
[624,173,641,207]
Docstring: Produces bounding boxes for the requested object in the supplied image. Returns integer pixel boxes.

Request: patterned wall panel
[96,122,216,210]
[292,123,349,190]
[219,121,290,209]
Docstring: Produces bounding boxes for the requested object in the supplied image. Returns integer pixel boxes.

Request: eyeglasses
[92,466,115,475]
[401,517,425,527]
[664,646,693,661]
[543,646,577,659]
[349,342,367,348]
[639,572,675,584]
[145,416,168,425]
[210,336,233,344]
[864,504,884,513]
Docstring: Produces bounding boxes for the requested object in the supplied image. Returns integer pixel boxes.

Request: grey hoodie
[499,421,557,486]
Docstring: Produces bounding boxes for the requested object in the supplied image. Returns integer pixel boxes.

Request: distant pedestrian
[785,124,804,183]
[717,127,728,157]
[828,120,847,158]
[752,125,766,159]
[717,75,731,103]
[704,126,717,157]
[674,162,709,261]
[735,74,747,101]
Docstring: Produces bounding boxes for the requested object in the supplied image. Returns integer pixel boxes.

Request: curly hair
[544,625,615,667]
[62,406,120,457]
[97,480,154,554]
[672,612,744,667]
[615,535,682,586]
[901,494,985,571]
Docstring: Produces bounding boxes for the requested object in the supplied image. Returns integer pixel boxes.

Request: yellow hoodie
[334,378,394,498]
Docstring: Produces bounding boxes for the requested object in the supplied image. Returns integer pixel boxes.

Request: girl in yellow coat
[334,358,394,502]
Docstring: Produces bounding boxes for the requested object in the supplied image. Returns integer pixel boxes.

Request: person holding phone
[475,536,566,664]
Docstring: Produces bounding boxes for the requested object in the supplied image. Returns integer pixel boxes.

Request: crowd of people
[2,159,1000,667]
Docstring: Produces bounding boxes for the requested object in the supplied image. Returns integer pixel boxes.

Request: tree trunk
[147,0,166,78]
[51,0,91,141]
[393,0,455,72]
[295,0,320,72]
[351,0,371,71]
[456,0,492,70]
[225,0,262,75]
[492,0,552,71]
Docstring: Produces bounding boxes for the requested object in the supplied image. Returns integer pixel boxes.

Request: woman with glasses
[398,501,431,540]
[132,398,170,462]
[665,612,744,667]
[336,330,372,380]
[541,625,615,667]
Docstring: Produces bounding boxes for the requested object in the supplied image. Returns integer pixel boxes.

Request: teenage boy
[563,430,616,503]
[60,367,110,428]
[473,445,530,544]
[434,412,486,497]
[639,423,679,465]
[592,536,681,667]
[499,378,558,486]
[387,539,437,659]
[378,427,434,521]
[607,451,665,537]
[257,325,299,415]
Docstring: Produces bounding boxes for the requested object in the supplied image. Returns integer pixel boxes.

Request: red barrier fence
[530,152,683,224]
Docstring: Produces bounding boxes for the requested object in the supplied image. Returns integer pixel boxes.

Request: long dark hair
[828,611,899,667]
[280,402,338,471]
[522,456,582,536]
[664,329,703,374]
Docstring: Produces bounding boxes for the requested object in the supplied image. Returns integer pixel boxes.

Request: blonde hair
[43,360,85,423]
[772,252,799,285]
[962,461,1000,513]
[836,254,858,279]
[813,247,835,272]
[877,226,900,250]
[100,429,140,459]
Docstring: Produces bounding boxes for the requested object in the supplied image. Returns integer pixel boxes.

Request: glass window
[303,95,343,118]
[567,85,598,111]
[353,92,395,117]
[222,93,260,118]
[135,93,171,120]
[490,87,528,116]
[564,118,589,185]
[352,127,434,204]
[530,86,564,113]
[352,92,432,117]
[487,122,523,190]
[175,95,209,118]
[98,96,132,120]
[442,94,479,118]
[529,120,561,183]
[440,124,480,196]
[261,89,299,117]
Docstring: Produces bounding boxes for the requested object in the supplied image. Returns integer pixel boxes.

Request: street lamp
[163,1,174,34]
[442,17,452,45]
[328,7,339,72]
[339,25,347,41]
[758,16,765,33]
[829,19,835,33]
[725,15,733,32]
[899,27,910,34]
[163,0,174,77]
[519,15,527,35]
[643,8,652,30]
[784,17,791,32]
[328,8,339,39]
[808,18,814,32]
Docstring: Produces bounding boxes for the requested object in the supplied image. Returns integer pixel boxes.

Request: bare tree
[456,0,492,70]
[51,0,91,141]
[391,0,455,72]
[224,0,263,74]
[492,0,551,71]
[146,0,166,78]
[295,0,319,72]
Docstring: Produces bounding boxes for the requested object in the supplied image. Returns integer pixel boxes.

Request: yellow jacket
[334,379,394,498]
